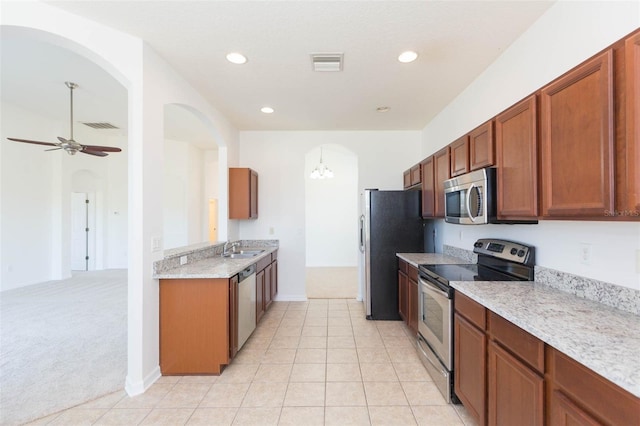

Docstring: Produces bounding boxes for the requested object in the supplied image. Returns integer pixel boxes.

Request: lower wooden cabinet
[229,275,239,360]
[256,250,278,323]
[488,341,544,426]
[454,291,640,426]
[159,278,231,375]
[397,259,418,335]
[256,269,265,323]
[454,312,487,425]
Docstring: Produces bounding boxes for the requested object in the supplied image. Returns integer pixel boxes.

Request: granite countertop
[396,253,468,267]
[154,246,277,279]
[451,280,640,398]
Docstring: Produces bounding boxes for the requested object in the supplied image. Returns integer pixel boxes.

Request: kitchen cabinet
[397,259,418,334]
[540,50,614,217]
[403,164,422,189]
[434,147,451,217]
[256,250,278,323]
[624,32,640,215]
[487,312,544,426]
[454,292,487,426]
[403,170,411,189]
[450,135,470,177]
[229,168,258,219]
[495,95,538,219]
[270,258,278,302]
[159,278,231,374]
[547,346,640,425]
[264,263,273,310]
[469,120,495,171]
[420,156,435,217]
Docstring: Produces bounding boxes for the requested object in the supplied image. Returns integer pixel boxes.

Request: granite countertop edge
[396,253,468,267]
[451,280,640,398]
[154,246,278,279]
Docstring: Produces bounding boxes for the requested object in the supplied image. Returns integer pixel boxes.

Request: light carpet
[0,269,127,425]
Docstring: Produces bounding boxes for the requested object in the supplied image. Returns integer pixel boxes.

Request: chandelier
[310,147,334,179]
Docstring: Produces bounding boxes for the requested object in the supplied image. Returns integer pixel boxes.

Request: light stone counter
[154,246,278,279]
[396,253,467,268]
[451,280,640,398]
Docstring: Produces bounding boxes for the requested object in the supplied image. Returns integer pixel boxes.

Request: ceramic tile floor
[28,299,477,426]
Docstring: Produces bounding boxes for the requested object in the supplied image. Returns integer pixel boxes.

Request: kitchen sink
[222,249,265,259]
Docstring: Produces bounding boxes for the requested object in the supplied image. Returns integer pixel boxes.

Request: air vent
[82,122,119,130]
[310,53,344,72]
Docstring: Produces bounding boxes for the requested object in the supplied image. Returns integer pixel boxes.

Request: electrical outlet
[579,243,591,265]
[151,236,162,253]
[459,230,464,240]
[180,255,188,265]
[636,250,640,274]
[269,227,275,235]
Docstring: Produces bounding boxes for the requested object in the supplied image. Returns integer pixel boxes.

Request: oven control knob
[474,242,483,248]
[510,248,518,255]
[517,249,526,257]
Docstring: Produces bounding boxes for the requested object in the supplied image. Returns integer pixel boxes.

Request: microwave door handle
[466,183,477,222]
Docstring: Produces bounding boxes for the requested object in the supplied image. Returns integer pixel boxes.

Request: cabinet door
[264,263,273,310]
[470,120,495,170]
[403,170,411,189]
[256,270,265,323]
[408,277,418,335]
[625,32,640,214]
[398,270,408,322]
[540,50,614,217]
[450,135,470,177]
[550,391,603,426]
[421,157,435,217]
[270,259,278,301]
[250,169,258,219]
[488,341,544,426]
[434,147,451,217]
[410,164,422,186]
[454,313,487,426]
[229,275,239,360]
[496,95,539,219]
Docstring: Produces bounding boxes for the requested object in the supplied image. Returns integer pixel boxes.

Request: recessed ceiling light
[226,52,247,64]
[261,106,274,114]
[376,106,391,113]
[398,51,418,63]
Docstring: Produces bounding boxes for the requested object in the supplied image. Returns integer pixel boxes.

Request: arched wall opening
[304,144,359,298]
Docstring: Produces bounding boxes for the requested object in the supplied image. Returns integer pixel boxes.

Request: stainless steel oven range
[416,238,535,403]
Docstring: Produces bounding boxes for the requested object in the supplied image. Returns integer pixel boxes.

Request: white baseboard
[125,365,161,397]
[274,294,308,302]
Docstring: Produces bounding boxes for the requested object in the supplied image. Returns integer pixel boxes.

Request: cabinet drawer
[488,312,543,373]
[548,347,640,426]
[398,259,408,274]
[256,256,271,272]
[408,264,418,282]
[455,292,486,330]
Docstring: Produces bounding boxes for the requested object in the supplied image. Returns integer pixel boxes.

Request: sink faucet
[223,241,240,256]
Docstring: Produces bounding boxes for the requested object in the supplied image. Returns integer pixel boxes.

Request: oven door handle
[419,277,450,299]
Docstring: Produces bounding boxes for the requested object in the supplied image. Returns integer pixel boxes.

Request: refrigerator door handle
[359,215,365,253]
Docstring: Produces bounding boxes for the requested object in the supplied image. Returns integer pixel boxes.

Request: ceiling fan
[7,81,122,157]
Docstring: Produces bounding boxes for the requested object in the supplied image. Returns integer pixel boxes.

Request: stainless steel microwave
[444,168,496,225]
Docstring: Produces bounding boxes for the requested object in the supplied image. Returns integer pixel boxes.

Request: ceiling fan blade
[7,137,58,147]
[45,147,63,152]
[57,136,69,144]
[81,150,109,157]
[81,144,122,153]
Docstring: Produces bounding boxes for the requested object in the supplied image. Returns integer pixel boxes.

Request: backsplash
[154,240,279,275]
[443,245,639,315]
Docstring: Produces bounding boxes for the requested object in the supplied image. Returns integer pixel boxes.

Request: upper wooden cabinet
[540,50,615,217]
[403,164,422,189]
[434,147,451,217]
[421,156,435,217]
[450,135,470,177]
[624,32,640,214]
[469,120,495,171]
[403,169,411,189]
[229,168,258,219]
[496,95,539,219]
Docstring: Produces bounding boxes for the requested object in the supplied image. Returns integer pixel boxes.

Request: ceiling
[2,1,554,135]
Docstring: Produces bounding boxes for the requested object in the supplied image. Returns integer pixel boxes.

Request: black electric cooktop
[419,263,527,283]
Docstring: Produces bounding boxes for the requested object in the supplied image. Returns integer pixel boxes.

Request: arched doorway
[304,144,359,298]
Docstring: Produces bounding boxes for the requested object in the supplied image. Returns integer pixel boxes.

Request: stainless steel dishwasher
[237,264,256,350]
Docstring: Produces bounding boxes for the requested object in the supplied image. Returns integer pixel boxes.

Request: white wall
[421,1,640,290]
[238,130,421,300]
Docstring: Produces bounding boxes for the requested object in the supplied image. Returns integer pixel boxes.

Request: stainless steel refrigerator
[359,189,425,320]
